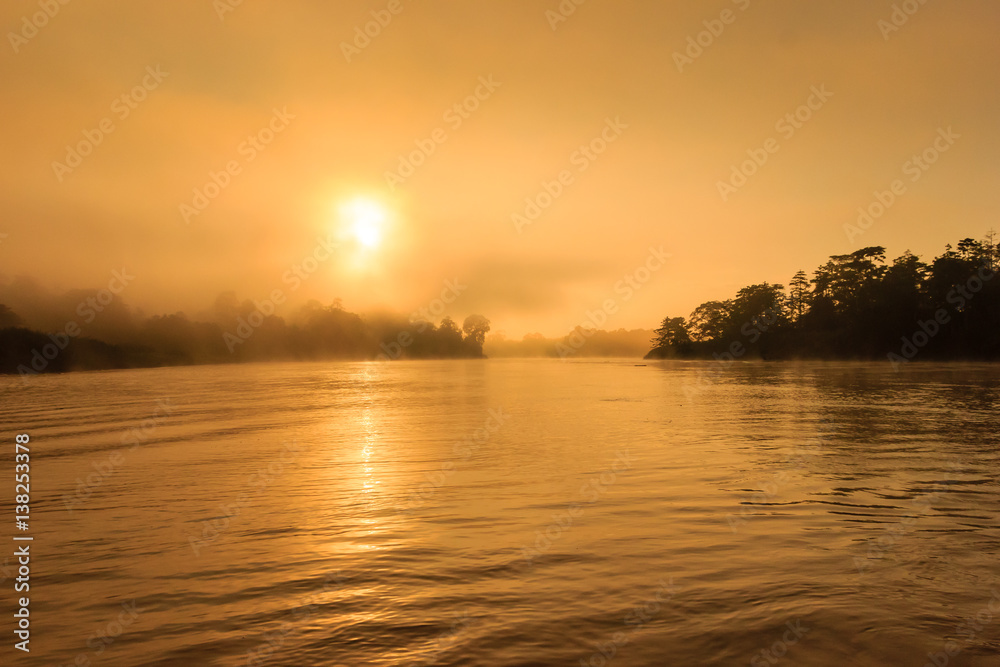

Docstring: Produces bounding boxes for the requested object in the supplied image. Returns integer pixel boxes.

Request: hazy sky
[1,0,998,337]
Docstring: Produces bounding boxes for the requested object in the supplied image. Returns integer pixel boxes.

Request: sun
[340,198,387,250]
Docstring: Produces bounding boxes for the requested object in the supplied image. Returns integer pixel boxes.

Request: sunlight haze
[1,0,997,336]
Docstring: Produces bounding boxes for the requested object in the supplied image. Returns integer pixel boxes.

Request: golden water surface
[2,360,998,666]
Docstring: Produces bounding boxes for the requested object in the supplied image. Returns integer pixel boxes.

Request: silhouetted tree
[647,233,1000,362]
[650,317,692,357]
[436,316,465,354]
[787,271,810,321]
[0,286,496,373]
[462,314,491,353]
[688,301,728,342]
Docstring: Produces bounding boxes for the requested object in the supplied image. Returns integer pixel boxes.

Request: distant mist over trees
[0,280,490,377]
[485,328,655,358]
[5,233,997,377]
[648,234,1000,364]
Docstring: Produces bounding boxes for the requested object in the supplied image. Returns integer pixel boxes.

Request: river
[1,360,998,666]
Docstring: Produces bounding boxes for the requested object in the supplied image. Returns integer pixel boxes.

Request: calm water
[1,360,999,666]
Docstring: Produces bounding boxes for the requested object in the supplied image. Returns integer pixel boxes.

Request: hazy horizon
[4,4,1000,665]
[3,1,998,339]
[1,233,992,343]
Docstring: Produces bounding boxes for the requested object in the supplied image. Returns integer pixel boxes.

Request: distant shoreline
[5,342,999,382]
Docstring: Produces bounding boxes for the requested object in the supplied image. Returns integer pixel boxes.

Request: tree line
[0,291,490,376]
[485,328,654,358]
[647,234,1000,363]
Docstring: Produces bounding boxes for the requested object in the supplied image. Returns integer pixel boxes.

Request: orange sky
[1,0,998,337]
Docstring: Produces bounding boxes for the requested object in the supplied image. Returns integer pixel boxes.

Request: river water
[1,360,998,666]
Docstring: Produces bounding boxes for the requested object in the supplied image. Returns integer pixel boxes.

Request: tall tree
[787,271,810,322]
[984,229,998,271]
[687,301,729,342]
[462,314,491,348]
[651,317,691,351]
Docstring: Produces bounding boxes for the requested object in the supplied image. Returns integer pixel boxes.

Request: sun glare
[340,198,387,250]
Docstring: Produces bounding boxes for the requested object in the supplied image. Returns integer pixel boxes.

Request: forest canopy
[647,234,999,365]
[0,286,490,377]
